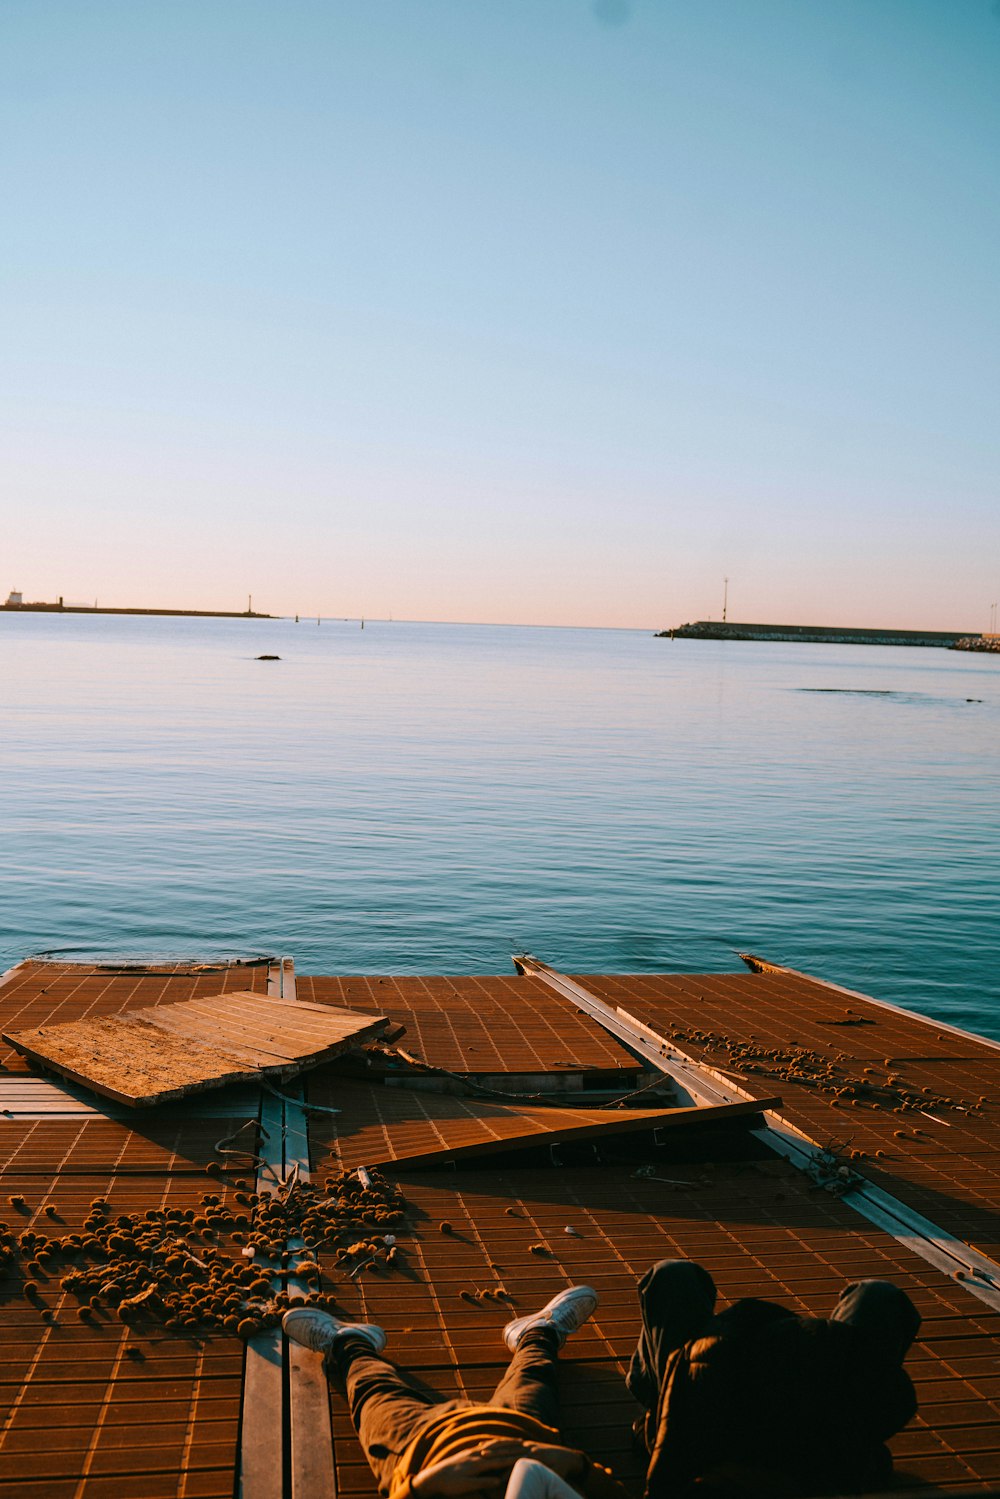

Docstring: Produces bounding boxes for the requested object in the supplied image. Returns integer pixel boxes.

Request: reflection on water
[2,614,998,1036]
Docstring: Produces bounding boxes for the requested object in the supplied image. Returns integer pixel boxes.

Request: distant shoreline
[2,604,272,619]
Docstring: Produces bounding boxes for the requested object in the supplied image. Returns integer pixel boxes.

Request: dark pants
[333,1328,561,1492]
[627,1258,920,1424]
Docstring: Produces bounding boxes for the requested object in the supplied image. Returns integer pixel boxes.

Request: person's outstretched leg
[830,1279,921,1364]
[627,1259,717,1412]
[284,1309,448,1493]
[337,1340,448,1490]
[491,1286,599,1428]
[490,1327,562,1427]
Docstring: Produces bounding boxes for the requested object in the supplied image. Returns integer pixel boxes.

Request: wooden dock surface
[295,974,642,1081]
[0,957,998,1496]
[574,966,1000,1263]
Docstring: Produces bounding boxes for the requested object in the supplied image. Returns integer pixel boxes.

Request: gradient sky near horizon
[3,1,999,629]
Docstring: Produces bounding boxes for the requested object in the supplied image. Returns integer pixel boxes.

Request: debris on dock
[309,1078,780,1172]
[2,991,388,1107]
[3,953,1000,1496]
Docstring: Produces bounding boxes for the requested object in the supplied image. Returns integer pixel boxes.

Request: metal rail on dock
[239,958,337,1499]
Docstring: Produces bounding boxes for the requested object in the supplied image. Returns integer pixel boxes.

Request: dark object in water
[256,654,281,661]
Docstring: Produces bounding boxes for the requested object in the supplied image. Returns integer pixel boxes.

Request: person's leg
[830,1279,921,1364]
[627,1259,717,1410]
[283,1309,460,1493]
[489,1327,562,1428]
[493,1285,599,1429]
[332,1337,451,1492]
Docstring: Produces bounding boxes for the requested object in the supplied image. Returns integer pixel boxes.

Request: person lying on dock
[283,1286,627,1499]
[628,1259,920,1498]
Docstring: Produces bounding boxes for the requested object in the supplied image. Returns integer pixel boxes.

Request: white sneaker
[282,1308,387,1356]
[503,1285,598,1351]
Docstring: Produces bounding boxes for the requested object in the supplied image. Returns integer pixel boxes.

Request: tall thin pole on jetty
[722,577,728,622]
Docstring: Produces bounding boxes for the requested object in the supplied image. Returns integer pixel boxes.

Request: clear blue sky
[3,0,998,627]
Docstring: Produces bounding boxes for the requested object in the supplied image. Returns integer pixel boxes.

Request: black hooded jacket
[637,1298,917,1499]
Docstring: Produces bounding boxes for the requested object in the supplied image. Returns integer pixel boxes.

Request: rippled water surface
[3,613,998,1036]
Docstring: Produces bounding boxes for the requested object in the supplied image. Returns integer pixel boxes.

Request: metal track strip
[516,955,1000,1313]
[279,962,337,1499]
[240,1085,285,1499]
[241,962,292,1499]
[239,959,336,1498]
[513,958,778,1112]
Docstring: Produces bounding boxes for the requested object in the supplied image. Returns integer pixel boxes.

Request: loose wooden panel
[3,994,389,1108]
[309,1077,779,1172]
[0,959,274,1072]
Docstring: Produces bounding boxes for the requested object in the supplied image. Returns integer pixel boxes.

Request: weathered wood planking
[0,1076,263,1118]
[2,991,388,1108]
[319,1081,781,1172]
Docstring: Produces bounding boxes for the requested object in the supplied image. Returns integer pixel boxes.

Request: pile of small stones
[666,1026,984,1116]
[3,1166,407,1340]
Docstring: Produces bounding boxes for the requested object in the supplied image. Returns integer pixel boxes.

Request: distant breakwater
[952,635,1000,653]
[659,620,979,648]
[2,604,272,619]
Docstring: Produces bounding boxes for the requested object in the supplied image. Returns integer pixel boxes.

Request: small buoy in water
[256,654,281,661]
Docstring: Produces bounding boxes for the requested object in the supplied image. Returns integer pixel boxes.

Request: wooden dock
[1,955,999,1496]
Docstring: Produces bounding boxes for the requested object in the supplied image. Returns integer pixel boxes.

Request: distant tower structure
[722,577,728,623]
[6,590,22,607]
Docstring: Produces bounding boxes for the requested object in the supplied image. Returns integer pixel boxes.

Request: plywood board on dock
[2,992,388,1107]
[307,1076,778,1172]
[0,958,273,1071]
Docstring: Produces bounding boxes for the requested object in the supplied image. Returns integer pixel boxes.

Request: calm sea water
[2,613,998,1037]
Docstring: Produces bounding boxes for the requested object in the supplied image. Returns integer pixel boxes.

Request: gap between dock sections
[240,957,336,1499]
[515,955,1000,1314]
